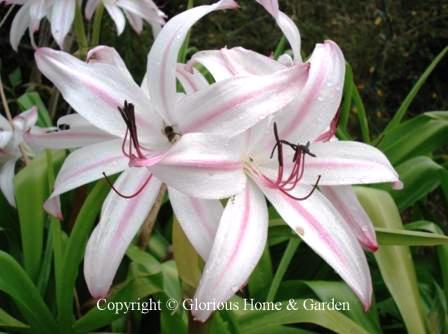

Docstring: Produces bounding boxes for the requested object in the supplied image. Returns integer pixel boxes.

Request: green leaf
[17,92,52,127]
[266,238,300,302]
[0,251,58,333]
[352,86,370,143]
[282,281,381,334]
[172,218,201,297]
[405,221,448,304]
[379,111,448,165]
[14,150,65,282]
[355,187,427,334]
[376,227,448,246]
[57,180,111,333]
[339,63,354,131]
[383,46,448,133]
[390,156,444,209]
[8,68,22,88]
[73,269,163,333]
[0,308,29,332]
[238,299,370,334]
[248,246,273,301]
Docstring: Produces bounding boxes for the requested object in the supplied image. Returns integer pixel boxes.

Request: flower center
[261,122,321,200]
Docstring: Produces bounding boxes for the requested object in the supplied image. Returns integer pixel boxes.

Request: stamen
[118,100,146,161]
[266,122,321,200]
[102,172,153,199]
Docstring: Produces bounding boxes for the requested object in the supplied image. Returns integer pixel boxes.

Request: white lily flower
[85,0,166,36]
[0,108,38,206]
[35,0,308,298]
[1,0,76,50]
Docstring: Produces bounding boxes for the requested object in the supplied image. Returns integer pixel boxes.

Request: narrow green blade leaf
[238,299,370,334]
[376,227,448,246]
[0,308,29,332]
[0,251,58,333]
[383,46,448,133]
[355,187,427,334]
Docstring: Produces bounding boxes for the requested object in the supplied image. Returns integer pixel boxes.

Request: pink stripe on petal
[59,155,123,182]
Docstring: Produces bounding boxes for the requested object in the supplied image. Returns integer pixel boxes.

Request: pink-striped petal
[35,48,165,145]
[189,47,286,81]
[86,45,134,81]
[147,0,238,124]
[0,159,17,206]
[176,65,209,94]
[168,187,222,260]
[256,0,301,61]
[25,114,114,150]
[192,180,268,322]
[320,185,378,251]
[84,168,162,298]
[176,64,308,137]
[50,0,75,49]
[148,133,246,199]
[257,181,373,309]
[269,41,345,146]
[302,141,401,188]
[44,139,128,216]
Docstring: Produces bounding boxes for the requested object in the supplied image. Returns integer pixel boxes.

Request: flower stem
[74,1,88,59]
[91,2,104,47]
[266,237,300,302]
[138,184,167,249]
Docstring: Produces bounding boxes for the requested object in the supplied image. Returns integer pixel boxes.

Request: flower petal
[176,64,308,137]
[193,180,268,322]
[320,185,378,251]
[44,139,128,216]
[148,133,246,199]
[116,0,165,27]
[9,4,29,51]
[168,187,222,260]
[147,0,238,123]
[176,64,209,94]
[25,114,115,150]
[257,181,372,309]
[104,3,126,35]
[189,47,286,81]
[35,48,165,145]
[85,0,100,20]
[256,0,301,61]
[86,45,134,81]
[13,106,38,131]
[29,0,48,32]
[0,159,17,206]
[302,141,401,187]
[84,168,162,298]
[123,10,143,34]
[266,41,345,147]
[50,0,75,49]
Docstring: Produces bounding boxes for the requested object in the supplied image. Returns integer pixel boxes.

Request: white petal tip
[392,180,404,190]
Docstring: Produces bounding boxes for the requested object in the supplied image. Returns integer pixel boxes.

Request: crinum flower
[188,0,397,252]
[1,0,76,50]
[35,0,308,298]
[0,108,37,206]
[170,4,403,320]
[85,0,166,36]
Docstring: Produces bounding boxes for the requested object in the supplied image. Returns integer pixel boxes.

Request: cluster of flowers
[0,0,402,322]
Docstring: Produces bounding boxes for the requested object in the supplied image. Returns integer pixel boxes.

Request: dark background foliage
[1,0,447,137]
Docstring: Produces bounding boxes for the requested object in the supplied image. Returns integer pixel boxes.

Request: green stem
[352,87,370,143]
[178,0,194,64]
[266,237,300,302]
[273,36,286,60]
[74,1,88,59]
[91,2,104,47]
